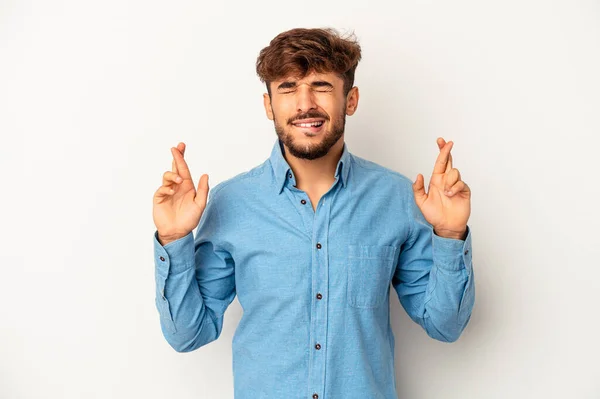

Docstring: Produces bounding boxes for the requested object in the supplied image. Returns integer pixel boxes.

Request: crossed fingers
[434,138,467,196]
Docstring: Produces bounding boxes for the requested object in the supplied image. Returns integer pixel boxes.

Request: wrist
[433,226,467,240]
[157,231,187,246]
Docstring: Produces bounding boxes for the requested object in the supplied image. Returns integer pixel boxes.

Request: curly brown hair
[256,27,362,97]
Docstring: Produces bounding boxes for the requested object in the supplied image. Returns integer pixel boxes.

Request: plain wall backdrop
[1,0,599,398]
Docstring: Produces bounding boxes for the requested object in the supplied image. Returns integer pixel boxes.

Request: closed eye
[280,87,333,94]
[277,80,335,94]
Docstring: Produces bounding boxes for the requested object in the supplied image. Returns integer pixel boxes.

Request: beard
[273,105,346,160]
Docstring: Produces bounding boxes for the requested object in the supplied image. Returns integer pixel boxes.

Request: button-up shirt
[153,138,475,399]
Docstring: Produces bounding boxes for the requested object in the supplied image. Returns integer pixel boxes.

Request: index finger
[171,146,192,180]
[171,142,186,174]
[437,138,453,173]
[433,140,453,175]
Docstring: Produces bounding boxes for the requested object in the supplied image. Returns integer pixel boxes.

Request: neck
[282,136,344,192]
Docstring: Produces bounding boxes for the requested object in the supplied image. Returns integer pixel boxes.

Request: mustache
[288,112,329,124]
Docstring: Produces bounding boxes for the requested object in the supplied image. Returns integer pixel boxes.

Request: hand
[152,142,209,245]
[412,137,471,239]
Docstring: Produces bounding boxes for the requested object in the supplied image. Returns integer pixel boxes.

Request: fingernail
[176,176,182,182]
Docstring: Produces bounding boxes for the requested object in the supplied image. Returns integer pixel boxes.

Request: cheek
[323,97,345,116]
[271,103,293,121]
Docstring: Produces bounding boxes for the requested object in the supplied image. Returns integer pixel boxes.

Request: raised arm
[152,143,235,352]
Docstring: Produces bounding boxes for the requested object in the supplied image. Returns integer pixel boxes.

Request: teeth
[296,121,323,127]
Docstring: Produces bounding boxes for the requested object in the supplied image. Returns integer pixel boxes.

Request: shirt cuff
[431,225,473,272]
[153,230,195,276]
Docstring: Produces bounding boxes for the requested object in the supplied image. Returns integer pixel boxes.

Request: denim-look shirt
[153,138,475,399]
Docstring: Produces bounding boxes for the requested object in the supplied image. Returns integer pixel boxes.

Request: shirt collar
[269,138,351,194]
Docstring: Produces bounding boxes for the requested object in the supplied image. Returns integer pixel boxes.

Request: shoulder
[350,153,414,194]
[207,160,269,203]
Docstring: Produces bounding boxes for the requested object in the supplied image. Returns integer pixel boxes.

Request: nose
[295,84,317,113]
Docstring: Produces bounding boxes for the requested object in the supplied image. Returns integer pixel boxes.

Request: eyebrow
[276,80,334,90]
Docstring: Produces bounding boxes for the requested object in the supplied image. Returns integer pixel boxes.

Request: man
[152,27,474,399]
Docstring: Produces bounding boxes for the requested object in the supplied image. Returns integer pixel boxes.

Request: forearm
[419,228,475,342]
[154,230,223,352]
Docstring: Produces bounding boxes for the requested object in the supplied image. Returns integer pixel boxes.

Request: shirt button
[288,173,292,178]
[315,343,321,350]
[316,243,322,249]
[464,249,469,255]
[301,199,306,205]
[159,256,165,261]
[313,394,318,399]
[316,293,322,300]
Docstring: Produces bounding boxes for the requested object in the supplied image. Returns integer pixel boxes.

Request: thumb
[412,174,427,206]
[195,174,209,208]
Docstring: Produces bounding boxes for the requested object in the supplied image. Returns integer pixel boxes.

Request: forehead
[273,71,342,84]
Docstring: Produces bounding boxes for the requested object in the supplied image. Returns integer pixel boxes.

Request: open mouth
[291,119,325,134]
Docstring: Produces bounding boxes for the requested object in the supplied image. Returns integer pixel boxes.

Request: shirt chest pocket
[347,244,397,308]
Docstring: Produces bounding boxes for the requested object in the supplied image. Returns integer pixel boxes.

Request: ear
[345,86,359,116]
[263,93,274,120]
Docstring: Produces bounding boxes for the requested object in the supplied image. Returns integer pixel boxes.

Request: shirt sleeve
[153,186,236,352]
[392,185,475,343]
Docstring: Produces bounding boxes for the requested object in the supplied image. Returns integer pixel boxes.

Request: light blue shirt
[153,138,475,399]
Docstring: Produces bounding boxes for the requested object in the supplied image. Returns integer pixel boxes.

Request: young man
[152,27,474,399]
